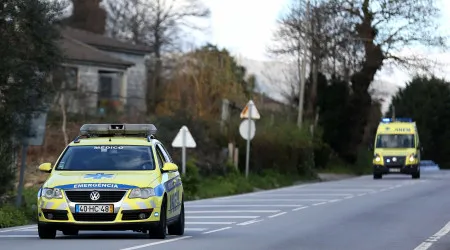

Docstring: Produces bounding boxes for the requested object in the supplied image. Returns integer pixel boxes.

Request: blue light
[381,118,392,123]
[395,118,413,122]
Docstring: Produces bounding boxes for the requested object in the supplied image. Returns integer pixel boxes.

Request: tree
[387,75,450,168]
[322,0,447,162]
[157,44,255,119]
[0,0,64,196]
[103,0,211,114]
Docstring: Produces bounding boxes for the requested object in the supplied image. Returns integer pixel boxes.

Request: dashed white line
[380,188,388,192]
[0,235,38,238]
[185,228,207,231]
[186,210,279,213]
[357,193,366,197]
[119,236,192,250]
[186,222,235,225]
[292,206,308,211]
[268,212,287,218]
[0,226,36,233]
[202,227,232,234]
[187,216,259,219]
[252,193,352,196]
[344,196,354,199]
[186,205,303,208]
[328,199,341,203]
[413,221,450,250]
[211,198,329,202]
[237,219,264,226]
[312,202,327,206]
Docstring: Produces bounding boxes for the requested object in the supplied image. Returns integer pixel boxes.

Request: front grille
[384,156,406,166]
[42,209,69,220]
[65,190,126,203]
[73,213,117,222]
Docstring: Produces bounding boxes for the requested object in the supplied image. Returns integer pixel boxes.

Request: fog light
[154,212,159,217]
[139,213,147,219]
[47,213,53,219]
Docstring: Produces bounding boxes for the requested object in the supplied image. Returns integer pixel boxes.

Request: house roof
[61,27,152,55]
[58,34,135,69]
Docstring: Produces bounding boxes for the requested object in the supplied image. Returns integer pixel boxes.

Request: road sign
[240,100,261,119]
[239,120,256,140]
[27,111,48,146]
[172,126,196,174]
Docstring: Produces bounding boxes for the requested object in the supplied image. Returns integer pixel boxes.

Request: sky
[188,0,450,112]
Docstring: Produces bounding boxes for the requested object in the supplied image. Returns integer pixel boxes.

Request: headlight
[128,188,155,199]
[41,188,63,199]
[409,154,416,162]
[374,154,381,162]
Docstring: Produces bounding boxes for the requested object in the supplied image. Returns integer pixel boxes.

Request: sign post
[16,111,49,207]
[172,126,196,174]
[239,100,260,178]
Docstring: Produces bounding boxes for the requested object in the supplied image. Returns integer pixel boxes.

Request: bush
[0,205,28,228]
[182,159,201,200]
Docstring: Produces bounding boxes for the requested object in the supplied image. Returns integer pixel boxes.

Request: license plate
[75,204,114,213]
[389,168,400,172]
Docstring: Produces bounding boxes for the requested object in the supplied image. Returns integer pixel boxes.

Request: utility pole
[297,0,310,128]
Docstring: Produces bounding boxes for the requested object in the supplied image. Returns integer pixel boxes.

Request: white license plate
[389,168,401,172]
[75,204,114,213]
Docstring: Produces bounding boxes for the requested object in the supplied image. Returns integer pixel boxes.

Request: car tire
[38,223,56,239]
[168,200,185,235]
[412,172,420,179]
[62,229,79,236]
[149,197,167,239]
[373,173,382,179]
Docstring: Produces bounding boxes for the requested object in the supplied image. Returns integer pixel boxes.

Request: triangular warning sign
[240,100,260,119]
[172,126,196,148]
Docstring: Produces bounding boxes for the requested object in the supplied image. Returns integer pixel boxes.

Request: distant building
[55,27,152,115]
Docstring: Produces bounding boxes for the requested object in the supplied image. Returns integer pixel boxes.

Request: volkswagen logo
[90,191,100,201]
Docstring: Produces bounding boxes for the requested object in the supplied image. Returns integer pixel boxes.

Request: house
[55,26,152,115]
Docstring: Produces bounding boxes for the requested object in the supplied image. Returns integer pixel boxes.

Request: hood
[45,171,160,190]
[375,148,416,156]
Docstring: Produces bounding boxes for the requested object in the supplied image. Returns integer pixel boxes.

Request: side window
[157,144,172,163]
[154,146,165,169]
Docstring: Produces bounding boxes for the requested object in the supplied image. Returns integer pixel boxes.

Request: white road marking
[268,212,287,218]
[202,227,232,234]
[292,206,308,211]
[237,219,264,226]
[186,222,235,225]
[18,229,37,232]
[211,198,329,202]
[185,228,207,231]
[380,188,388,192]
[187,216,259,219]
[0,235,38,238]
[186,210,279,213]
[0,226,37,233]
[119,236,192,250]
[285,189,375,192]
[312,202,327,206]
[327,199,341,203]
[413,221,450,250]
[186,204,303,207]
[344,196,354,199]
[249,193,352,196]
[357,193,366,197]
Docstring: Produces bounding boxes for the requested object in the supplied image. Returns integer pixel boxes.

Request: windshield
[375,134,415,148]
[55,145,155,171]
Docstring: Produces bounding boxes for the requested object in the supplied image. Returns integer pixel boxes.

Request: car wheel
[373,173,382,179]
[38,223,56,239]
[168,200,185,235]
[149,197,167,239]
[62,229,79,236]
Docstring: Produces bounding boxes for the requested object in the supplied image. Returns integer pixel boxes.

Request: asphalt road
[2,170,450,250]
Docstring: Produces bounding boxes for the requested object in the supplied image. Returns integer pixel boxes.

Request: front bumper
[373,164,419,175]
[37,189,163,230]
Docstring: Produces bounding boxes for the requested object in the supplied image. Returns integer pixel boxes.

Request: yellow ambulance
[372,118,421,179]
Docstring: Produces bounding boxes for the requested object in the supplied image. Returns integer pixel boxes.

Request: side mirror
[38,163,52,173]
[161,162,178,172]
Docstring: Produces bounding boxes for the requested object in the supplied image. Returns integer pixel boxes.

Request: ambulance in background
[372,118,421,179]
